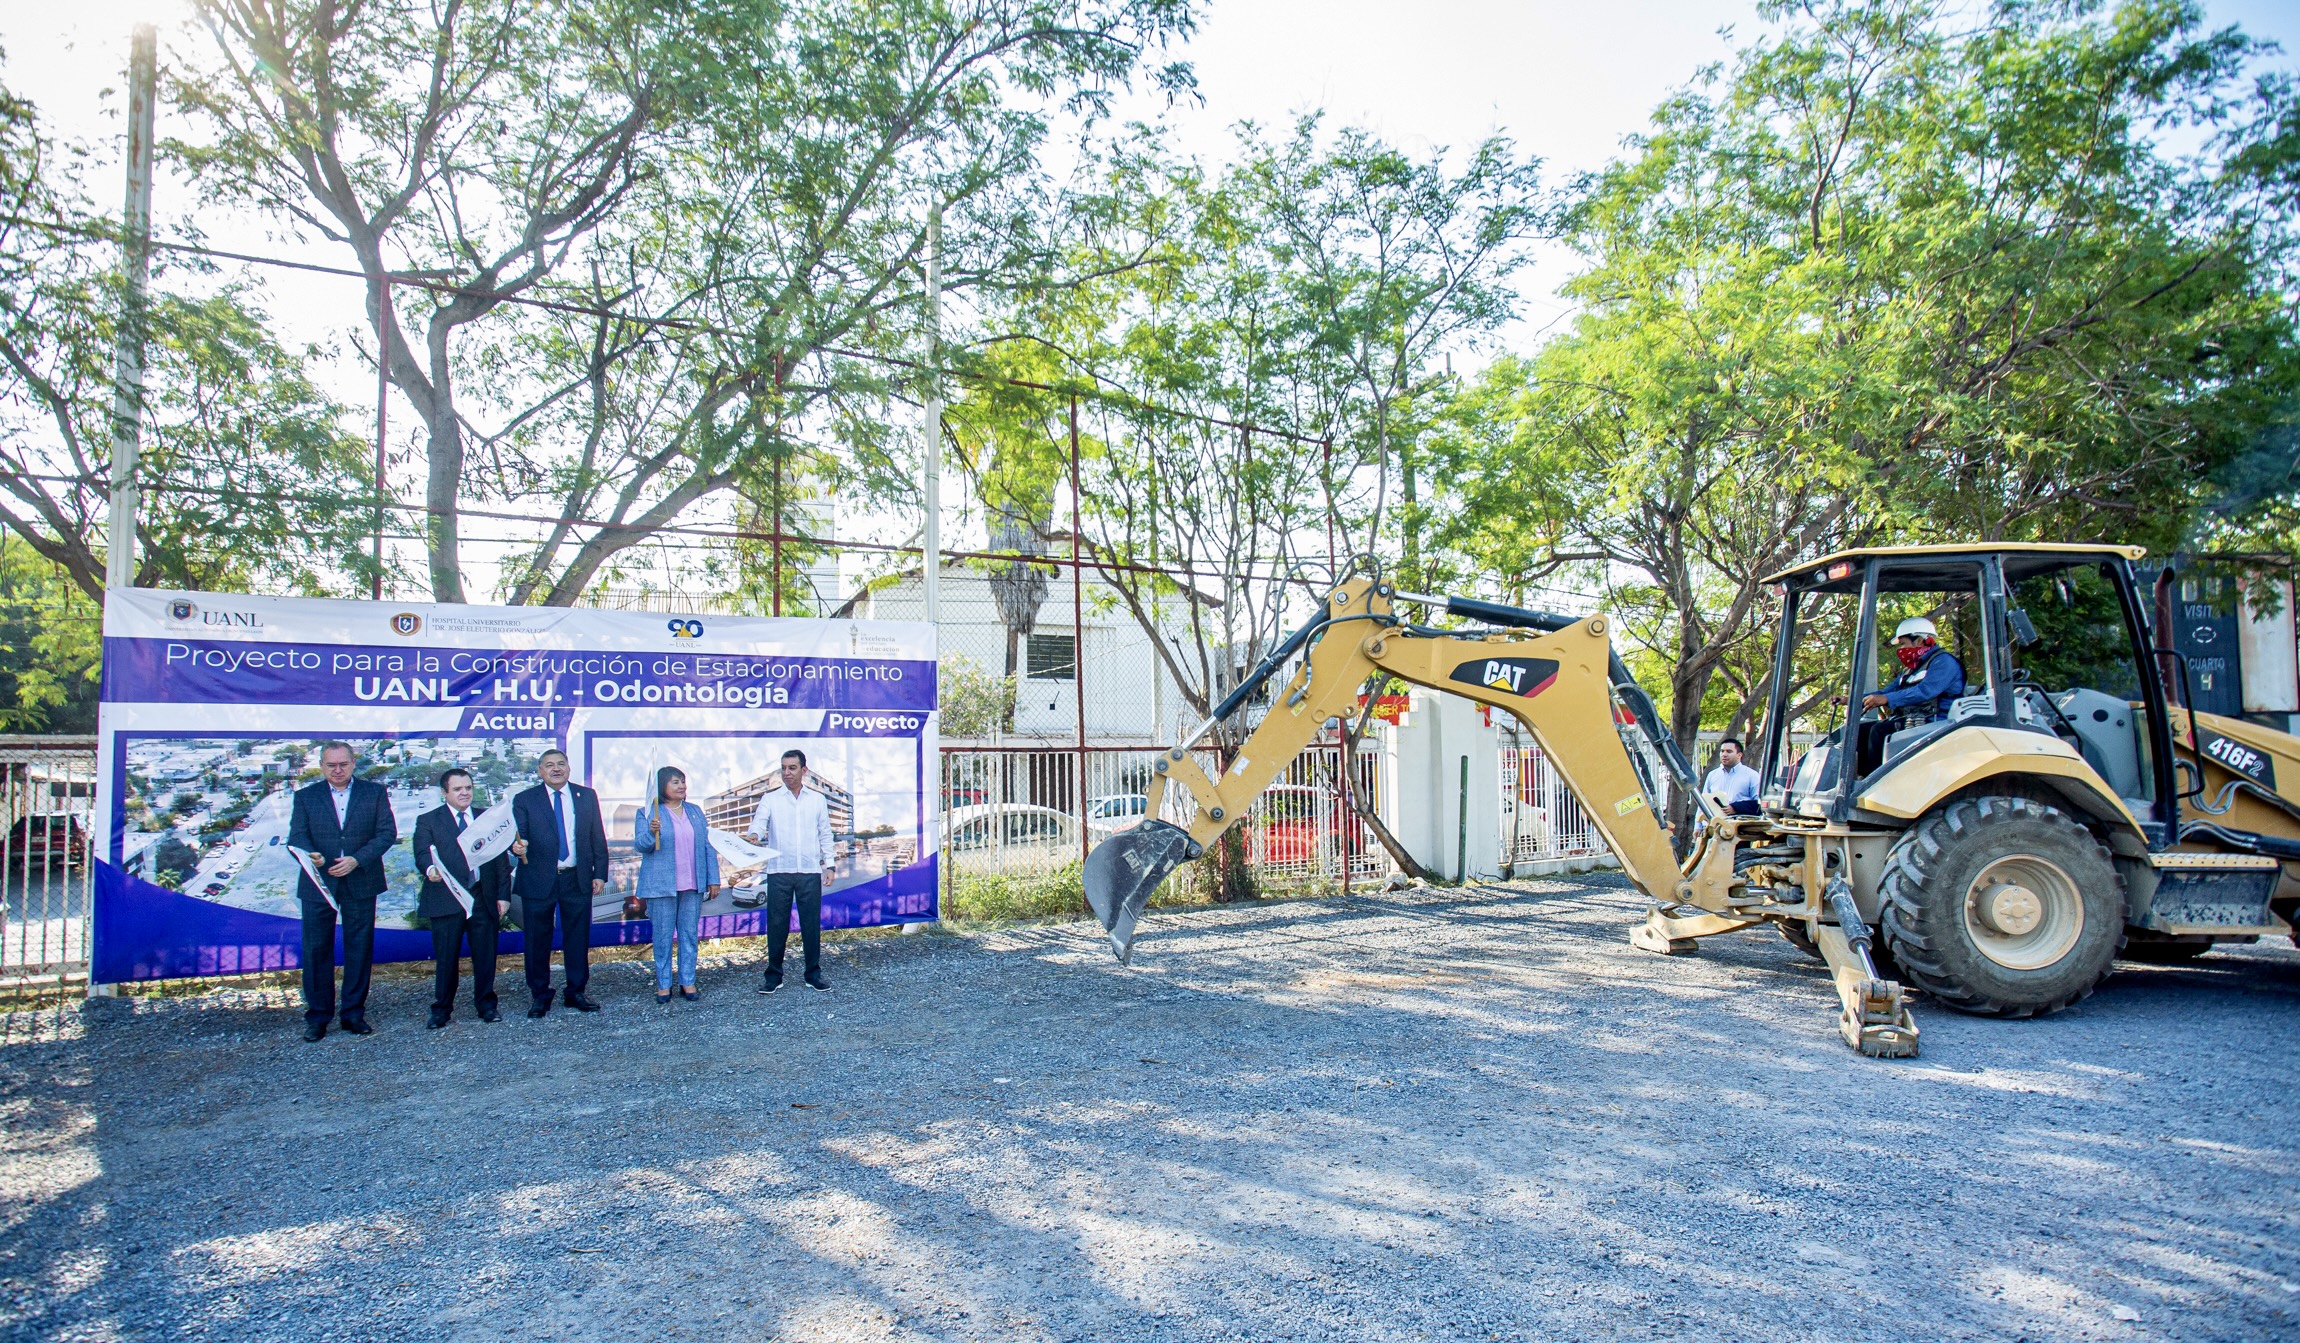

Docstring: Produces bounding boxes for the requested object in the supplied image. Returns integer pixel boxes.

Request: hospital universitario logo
[390,612,424,637]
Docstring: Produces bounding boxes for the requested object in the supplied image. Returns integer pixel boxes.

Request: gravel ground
[2,872,2298,1343]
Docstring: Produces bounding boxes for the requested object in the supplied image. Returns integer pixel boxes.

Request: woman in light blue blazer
[630,767,721,1003]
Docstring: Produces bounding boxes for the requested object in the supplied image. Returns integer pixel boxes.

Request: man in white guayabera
[747,749,836,993]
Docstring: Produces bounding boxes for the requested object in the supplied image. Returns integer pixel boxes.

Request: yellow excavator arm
[1084,577,1701,959]
[1083,574,1922,1059]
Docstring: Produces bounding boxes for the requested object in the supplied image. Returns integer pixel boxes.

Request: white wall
[2239,573,2299,715]
[1383,689,1506,881]
[852,565,1190,742]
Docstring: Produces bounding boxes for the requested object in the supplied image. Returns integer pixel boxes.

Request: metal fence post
[1070,397,1088,877]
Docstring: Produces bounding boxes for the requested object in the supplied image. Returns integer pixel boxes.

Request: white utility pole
[104,23,157,593]
[921,204,941,625]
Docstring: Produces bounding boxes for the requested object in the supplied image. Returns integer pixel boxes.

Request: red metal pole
[772,451,784,617]
[1071,396,1088,871]
[373,278,388,601]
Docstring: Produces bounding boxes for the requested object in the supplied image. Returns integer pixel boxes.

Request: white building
[836,562,1201,743]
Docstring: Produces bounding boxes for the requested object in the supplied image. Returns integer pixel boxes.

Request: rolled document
[288,845,339,912]
[427,845,475,916]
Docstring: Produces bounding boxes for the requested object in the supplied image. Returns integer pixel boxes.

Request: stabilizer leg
[1629,905,1756,955]
[1810,897,1919,1058]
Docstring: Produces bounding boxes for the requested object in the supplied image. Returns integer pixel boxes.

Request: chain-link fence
[1,738,97,986]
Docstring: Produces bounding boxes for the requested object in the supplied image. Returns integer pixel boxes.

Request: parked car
[1086,793,1150,831]
[6,813,89,870]
[1248,785,1357,872]
[942,804,1117,874]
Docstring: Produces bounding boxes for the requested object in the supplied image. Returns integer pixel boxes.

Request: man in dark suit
[412,767,512,1028]
[510,748,609,1016]
[286,740,399,1041]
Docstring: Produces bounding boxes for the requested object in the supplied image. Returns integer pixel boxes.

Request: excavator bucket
[1083,820,1202,963]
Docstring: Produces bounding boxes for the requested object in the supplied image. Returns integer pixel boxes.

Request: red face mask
[1895,642,1930,671]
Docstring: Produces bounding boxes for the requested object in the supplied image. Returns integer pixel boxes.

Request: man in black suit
[413,767,512,1028]
[286,741,399,1041]
[510,748,609,1016]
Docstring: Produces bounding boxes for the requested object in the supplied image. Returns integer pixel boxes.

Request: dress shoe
[478,1006,501,1023]
[339,1018,375,1035]
[656,991,672,1005]
[527,1002,551,1019]
[302,1022,327,1043]
[804,970,830,992]
[757,968,783,994]
[679,987,698,1003]
[565,992,602,1013]
[427,1010,450,1030]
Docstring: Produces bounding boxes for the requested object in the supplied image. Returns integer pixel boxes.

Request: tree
[0,66,379,604]
[0,536,98,733]
[1432,0,2300,826]
[173,0,1201,605]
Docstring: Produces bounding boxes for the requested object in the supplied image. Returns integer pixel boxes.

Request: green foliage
[943,862,1085,922]
[0,66,382,602]
[938,653,1018,738]
[953,118,1545,730]
[0,537,98,732]
[1430,0,2300,758]
[1189,824,1259,903]
[172,0,1203,605]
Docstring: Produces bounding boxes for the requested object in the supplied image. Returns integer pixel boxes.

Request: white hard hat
[1892,616,1937,641]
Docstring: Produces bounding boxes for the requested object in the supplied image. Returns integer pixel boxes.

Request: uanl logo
[390,612,424,637]
[667,617,704,639]
[166,598,262,628]
[1448,656,1560,699]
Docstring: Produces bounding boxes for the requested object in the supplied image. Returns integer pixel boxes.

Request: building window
[1026,633,1076,680]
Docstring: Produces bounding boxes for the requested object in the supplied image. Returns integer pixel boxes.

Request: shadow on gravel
[1,879,2296,1342]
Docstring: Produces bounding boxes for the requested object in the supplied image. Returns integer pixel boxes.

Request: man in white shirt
[748,748,836,993]
[1703,737,1763,816]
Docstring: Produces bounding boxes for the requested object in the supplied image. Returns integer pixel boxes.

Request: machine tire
[1778,922,1825,961]
[1777,918,1902,977]
[1877,795,2124,1017]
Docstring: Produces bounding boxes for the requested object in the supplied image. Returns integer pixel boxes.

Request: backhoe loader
[1083,545,2300,1057]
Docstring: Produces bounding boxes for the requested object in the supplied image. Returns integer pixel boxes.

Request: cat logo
[389,612,423,637]
[1447,656,1560,699]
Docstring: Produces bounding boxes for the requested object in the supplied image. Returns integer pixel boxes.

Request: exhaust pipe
[1083,820,1202,963]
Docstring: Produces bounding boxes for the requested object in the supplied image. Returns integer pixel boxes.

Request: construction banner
[92,591,937,983]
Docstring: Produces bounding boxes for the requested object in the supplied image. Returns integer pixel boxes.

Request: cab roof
[1763,543,2147,589]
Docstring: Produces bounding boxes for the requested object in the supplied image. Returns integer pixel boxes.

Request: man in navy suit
[286,741,399,1041]
[510,748,609,1016]
[412,767,513,1028]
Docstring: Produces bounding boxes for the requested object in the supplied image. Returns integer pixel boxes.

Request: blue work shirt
[1881,647,1966,722]
[1703,762,1762,804]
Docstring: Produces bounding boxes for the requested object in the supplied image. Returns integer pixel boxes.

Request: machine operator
[1855,617,1966,774]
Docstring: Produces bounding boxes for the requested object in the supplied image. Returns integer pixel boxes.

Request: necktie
[455,810,468,834]
[552,788,568,858]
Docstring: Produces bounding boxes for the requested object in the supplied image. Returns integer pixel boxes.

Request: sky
[7,0,2299,599]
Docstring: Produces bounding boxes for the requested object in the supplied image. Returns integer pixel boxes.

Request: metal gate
[2,737,97,986]
[1499,741,1609,866]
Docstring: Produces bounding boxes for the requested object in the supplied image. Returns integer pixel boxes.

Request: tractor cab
[1757,544,2177,847]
